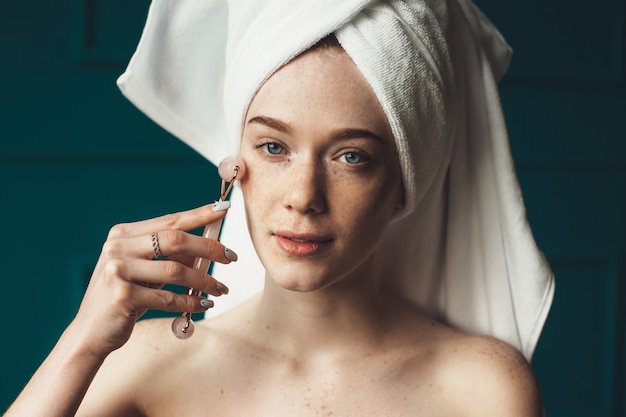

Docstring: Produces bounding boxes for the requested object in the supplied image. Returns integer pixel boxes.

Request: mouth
[272,232,333,256]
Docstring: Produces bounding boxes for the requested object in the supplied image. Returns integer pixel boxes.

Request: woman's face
[239,46,403,292]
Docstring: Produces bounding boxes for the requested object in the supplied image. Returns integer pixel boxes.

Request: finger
[165,254,196,268]
[120,258,229,297]
[146,254,204,270]
[103,229,237,264]
[130,285,215,314]
[107,203,228,239]
[152,230,237,264]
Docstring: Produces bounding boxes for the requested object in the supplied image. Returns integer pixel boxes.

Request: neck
[241,253,402,360]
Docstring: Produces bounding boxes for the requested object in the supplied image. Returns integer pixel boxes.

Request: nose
[282,159,327,214]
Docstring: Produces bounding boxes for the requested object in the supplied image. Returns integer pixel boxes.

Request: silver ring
[151,232,163,259]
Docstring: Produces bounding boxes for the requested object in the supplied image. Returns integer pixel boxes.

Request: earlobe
[393,202,405,216]
[393,189,406,216]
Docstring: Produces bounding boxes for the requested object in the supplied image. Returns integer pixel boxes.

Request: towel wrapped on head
[117,0,554,361]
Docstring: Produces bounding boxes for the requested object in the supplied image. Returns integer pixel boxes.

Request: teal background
[1,1,624,415]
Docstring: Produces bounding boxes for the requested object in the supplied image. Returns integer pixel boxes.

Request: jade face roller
[171,157,245,339]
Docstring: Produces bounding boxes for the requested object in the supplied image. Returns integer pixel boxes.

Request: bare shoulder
[78,318,202,416]
[434,333,543,417]
[372,302,543,416]
[91,317,192,377]
[79,314,255,416]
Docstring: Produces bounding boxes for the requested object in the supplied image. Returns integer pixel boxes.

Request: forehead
[246,47,392,140]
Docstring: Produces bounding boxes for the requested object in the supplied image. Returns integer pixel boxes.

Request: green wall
[1,1,624,415]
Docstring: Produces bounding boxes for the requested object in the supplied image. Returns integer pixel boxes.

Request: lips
[272,232,333,256]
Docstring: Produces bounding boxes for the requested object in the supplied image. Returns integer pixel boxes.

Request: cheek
[342,194,391,237]
[338,163,400,207]
[328,171,399,231]
[240,168,264,216]
[239,159,282,229]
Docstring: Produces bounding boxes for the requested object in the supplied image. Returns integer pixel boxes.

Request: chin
[265,262,337,292]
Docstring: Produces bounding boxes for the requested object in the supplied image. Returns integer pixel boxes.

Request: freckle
[266,325,271,329]
[220,389,224,395]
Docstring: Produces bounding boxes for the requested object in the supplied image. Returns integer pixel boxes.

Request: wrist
[61,319,115,363]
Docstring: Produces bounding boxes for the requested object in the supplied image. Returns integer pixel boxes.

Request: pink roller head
[218,156,246,181]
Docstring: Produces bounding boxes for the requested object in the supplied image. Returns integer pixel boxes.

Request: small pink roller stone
[218,156,246,182]
[172,314,195,339]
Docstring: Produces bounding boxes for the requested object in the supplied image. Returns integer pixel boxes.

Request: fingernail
[225,248,238,262]
[200,298,214,309]
[212,200,231,212]
[216,281,229,295]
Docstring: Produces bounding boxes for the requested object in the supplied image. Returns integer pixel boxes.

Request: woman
[5,0,554,415]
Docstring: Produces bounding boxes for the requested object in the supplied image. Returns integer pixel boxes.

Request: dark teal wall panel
[533,255,624,417]
[73,0,151,67]
[502,87,626,167]
[476,0,624,82]
[517,171,626,250]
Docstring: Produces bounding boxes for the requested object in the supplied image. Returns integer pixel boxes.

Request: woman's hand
[71,203,236,357]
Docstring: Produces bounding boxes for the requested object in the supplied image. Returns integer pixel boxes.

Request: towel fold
[117,0,554,361]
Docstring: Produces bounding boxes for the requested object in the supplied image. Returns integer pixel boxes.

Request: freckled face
[239,47,403,291]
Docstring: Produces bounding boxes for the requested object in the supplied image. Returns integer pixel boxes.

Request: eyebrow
[332,128,385,144]
[247,115,386,144]
[247,116,294,135]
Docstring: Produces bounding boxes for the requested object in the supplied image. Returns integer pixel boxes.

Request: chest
[141,357,447,417]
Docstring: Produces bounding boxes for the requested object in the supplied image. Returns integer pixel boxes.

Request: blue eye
[265,142,283,155]
[341,151,362,164]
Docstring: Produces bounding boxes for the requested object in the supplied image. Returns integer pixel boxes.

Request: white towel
[117,0,554,361]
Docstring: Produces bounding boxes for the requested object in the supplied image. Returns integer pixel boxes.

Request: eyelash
[338,150,369,165]
[255,139,286,156]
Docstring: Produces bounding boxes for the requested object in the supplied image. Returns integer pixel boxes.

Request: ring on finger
[151,231,163,259]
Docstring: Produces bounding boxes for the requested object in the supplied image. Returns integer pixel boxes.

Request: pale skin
[5,46,543,417]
